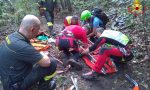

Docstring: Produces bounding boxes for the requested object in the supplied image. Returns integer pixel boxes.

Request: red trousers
[92,47,123,73]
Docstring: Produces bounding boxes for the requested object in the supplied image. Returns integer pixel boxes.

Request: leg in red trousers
[82,47,123,80]
[93,47,123,73]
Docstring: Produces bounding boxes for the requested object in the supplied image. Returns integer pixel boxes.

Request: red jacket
[64,25,88,43]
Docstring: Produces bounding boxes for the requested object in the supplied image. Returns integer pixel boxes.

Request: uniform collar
[16,31,30,43]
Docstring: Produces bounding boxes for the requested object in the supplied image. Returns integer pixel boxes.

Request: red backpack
[56,31,78,50]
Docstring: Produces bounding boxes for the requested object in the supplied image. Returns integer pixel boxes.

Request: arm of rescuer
[82,37,106,54]
[87,27,96,38]
[87,17,100,37]
[87,17,103,38]
[37,51,51,67]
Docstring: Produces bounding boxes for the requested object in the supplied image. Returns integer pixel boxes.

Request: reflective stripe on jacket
[100,30,129,46]
[65,16,72,25]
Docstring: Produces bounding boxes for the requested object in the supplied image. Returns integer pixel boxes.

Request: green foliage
[72,0,101,12]
[72,0,149,32]
[0,1,3,18]
[13,0,39,24]
[143,0,150,31]
[0,0,39,27]
[0,0,13,26]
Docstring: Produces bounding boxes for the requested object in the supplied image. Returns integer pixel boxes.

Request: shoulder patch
[5,36,11,45]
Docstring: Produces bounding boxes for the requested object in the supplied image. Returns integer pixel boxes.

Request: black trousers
[89,36,98,43]
[63,49,81,62]
[44,10,54,33]
[44,10,54,23]
[1,60,57,90]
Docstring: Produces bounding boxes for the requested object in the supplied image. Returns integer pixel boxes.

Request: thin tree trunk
[66,0,72,12]
[64,0,67,9]
[60,0,65,10]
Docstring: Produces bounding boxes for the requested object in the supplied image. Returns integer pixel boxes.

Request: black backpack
[91,8,109,27]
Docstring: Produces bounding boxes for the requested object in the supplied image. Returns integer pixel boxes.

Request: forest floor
[0,14,150,90]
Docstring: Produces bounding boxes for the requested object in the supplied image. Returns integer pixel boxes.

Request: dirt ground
[0,16,150,90]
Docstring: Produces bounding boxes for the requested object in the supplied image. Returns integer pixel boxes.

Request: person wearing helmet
[81,30,134,80]
[81,10,103,43]
[63,15,80,28]
[64,25,89,44]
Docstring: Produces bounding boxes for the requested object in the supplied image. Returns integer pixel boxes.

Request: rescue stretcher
[30,32,51,51]
[80,46,118,74]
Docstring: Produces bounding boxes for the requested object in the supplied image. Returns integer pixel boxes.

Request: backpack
[56,31,78,50]
[91,8,109,27]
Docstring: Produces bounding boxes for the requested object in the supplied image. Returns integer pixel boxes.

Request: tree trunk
[60,0,65,9]
[66,0,72,12]
[60,0,72,12]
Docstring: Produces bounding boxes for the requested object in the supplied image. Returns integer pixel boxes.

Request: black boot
[48,26,54,36]
[61,53,70,67]
[68,59,82,71]
[48,80,56,90]
[81,70,99,80]
[37,79,56,90]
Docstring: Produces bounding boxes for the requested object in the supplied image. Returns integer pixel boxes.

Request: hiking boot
[61,53,70,67]
[37,79,56,90]
[68,59,82,71]
[81,70,99,80]
[48,80,56,90]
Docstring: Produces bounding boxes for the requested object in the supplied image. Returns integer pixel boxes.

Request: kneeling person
[82,30,134,80]
[56,30,82,70]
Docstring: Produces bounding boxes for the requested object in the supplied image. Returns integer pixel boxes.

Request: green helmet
[80,10,92,21]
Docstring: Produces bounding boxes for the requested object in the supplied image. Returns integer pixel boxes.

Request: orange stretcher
[30,32,51,51]
[80,46,117,74]
[31,43,51,51]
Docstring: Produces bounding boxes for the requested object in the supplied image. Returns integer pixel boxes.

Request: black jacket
[38,0,57,12]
